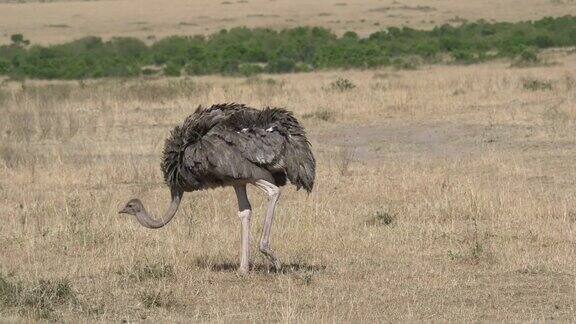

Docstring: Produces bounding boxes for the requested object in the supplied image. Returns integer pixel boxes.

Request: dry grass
[1,0,576,44]
[1,52,576,321]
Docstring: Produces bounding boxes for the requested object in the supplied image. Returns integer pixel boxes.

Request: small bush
[10,34,29,46]
[366,210,396,226]
[523,78,553,91]
[519,48,539,63]
[327,78,356,92]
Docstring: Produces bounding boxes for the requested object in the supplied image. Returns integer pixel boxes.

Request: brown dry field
[1,49,576,321]
[1,0,576,45]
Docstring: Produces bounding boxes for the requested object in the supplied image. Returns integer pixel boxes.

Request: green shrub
[10,34,29,46]
[392,56,422,69]
[163,61,182,76]
[267,57,296,73]
[184,60,209,76]
[239,63,264,76]
[219,60,240,75]
[511,48,542,67]
[0,59,10,74]
[519,48,539,62]
[2,16,576,79]
[109,37,148,58]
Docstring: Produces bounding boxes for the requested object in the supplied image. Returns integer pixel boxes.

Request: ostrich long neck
[135,188,183,229]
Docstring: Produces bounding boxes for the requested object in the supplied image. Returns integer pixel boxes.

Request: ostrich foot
[238,264,250,274]
[260,245,281,272]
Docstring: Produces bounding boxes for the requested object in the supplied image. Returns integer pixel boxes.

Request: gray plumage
[119,103,315,272]
[161,103,316,193]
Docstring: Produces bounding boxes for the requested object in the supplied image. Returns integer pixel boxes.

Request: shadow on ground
[195,261,326,274]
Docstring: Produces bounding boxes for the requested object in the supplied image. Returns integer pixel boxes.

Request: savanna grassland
[1,0,576,321]
[1,49,576,321]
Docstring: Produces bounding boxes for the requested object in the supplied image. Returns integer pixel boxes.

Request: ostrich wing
[182,109,314,191]
[184,131,279,185]
[214,125,314,192]
[217,127,286,167]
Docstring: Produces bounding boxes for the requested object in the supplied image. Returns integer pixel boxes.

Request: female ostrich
[119,103,315,273]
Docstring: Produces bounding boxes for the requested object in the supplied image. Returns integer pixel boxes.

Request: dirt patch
[316,121,540,162]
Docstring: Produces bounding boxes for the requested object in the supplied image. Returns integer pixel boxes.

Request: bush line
[1,15,576,79]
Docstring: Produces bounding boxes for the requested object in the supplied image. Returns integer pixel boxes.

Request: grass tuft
[118,260,175,281]
[326,78,356,92]
[302,109,336,122]
[522,78,553,91]
[0,273,77,319]
[140,290,175,309]
[366,210,396,226]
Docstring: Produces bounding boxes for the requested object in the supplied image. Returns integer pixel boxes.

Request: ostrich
[119,103,315,273]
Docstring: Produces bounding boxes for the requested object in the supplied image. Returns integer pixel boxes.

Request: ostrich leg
[234,185,252,273]
[253,179,282,271]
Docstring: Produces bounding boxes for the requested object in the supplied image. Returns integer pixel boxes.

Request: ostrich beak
[119,207,129,214]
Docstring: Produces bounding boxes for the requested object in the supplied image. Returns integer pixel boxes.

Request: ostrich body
[120,103,315,273]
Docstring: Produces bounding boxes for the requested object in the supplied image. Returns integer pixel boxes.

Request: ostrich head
[118,188,184,229]
[119,198,144,216]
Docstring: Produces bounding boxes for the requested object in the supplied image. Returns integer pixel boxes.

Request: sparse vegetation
[336,146,354,175]
[0,274,77,319]
[302,108,336,122]
[1,1,576,320]
[0,143,31,169]
[140,290,175,309]
[366,210,395,226]
[243,76,282,86]
[523,77,553,90]
[510,47,549,67]
[118,260,175,281]
[327,78,356,91]
[1,61,575,321]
